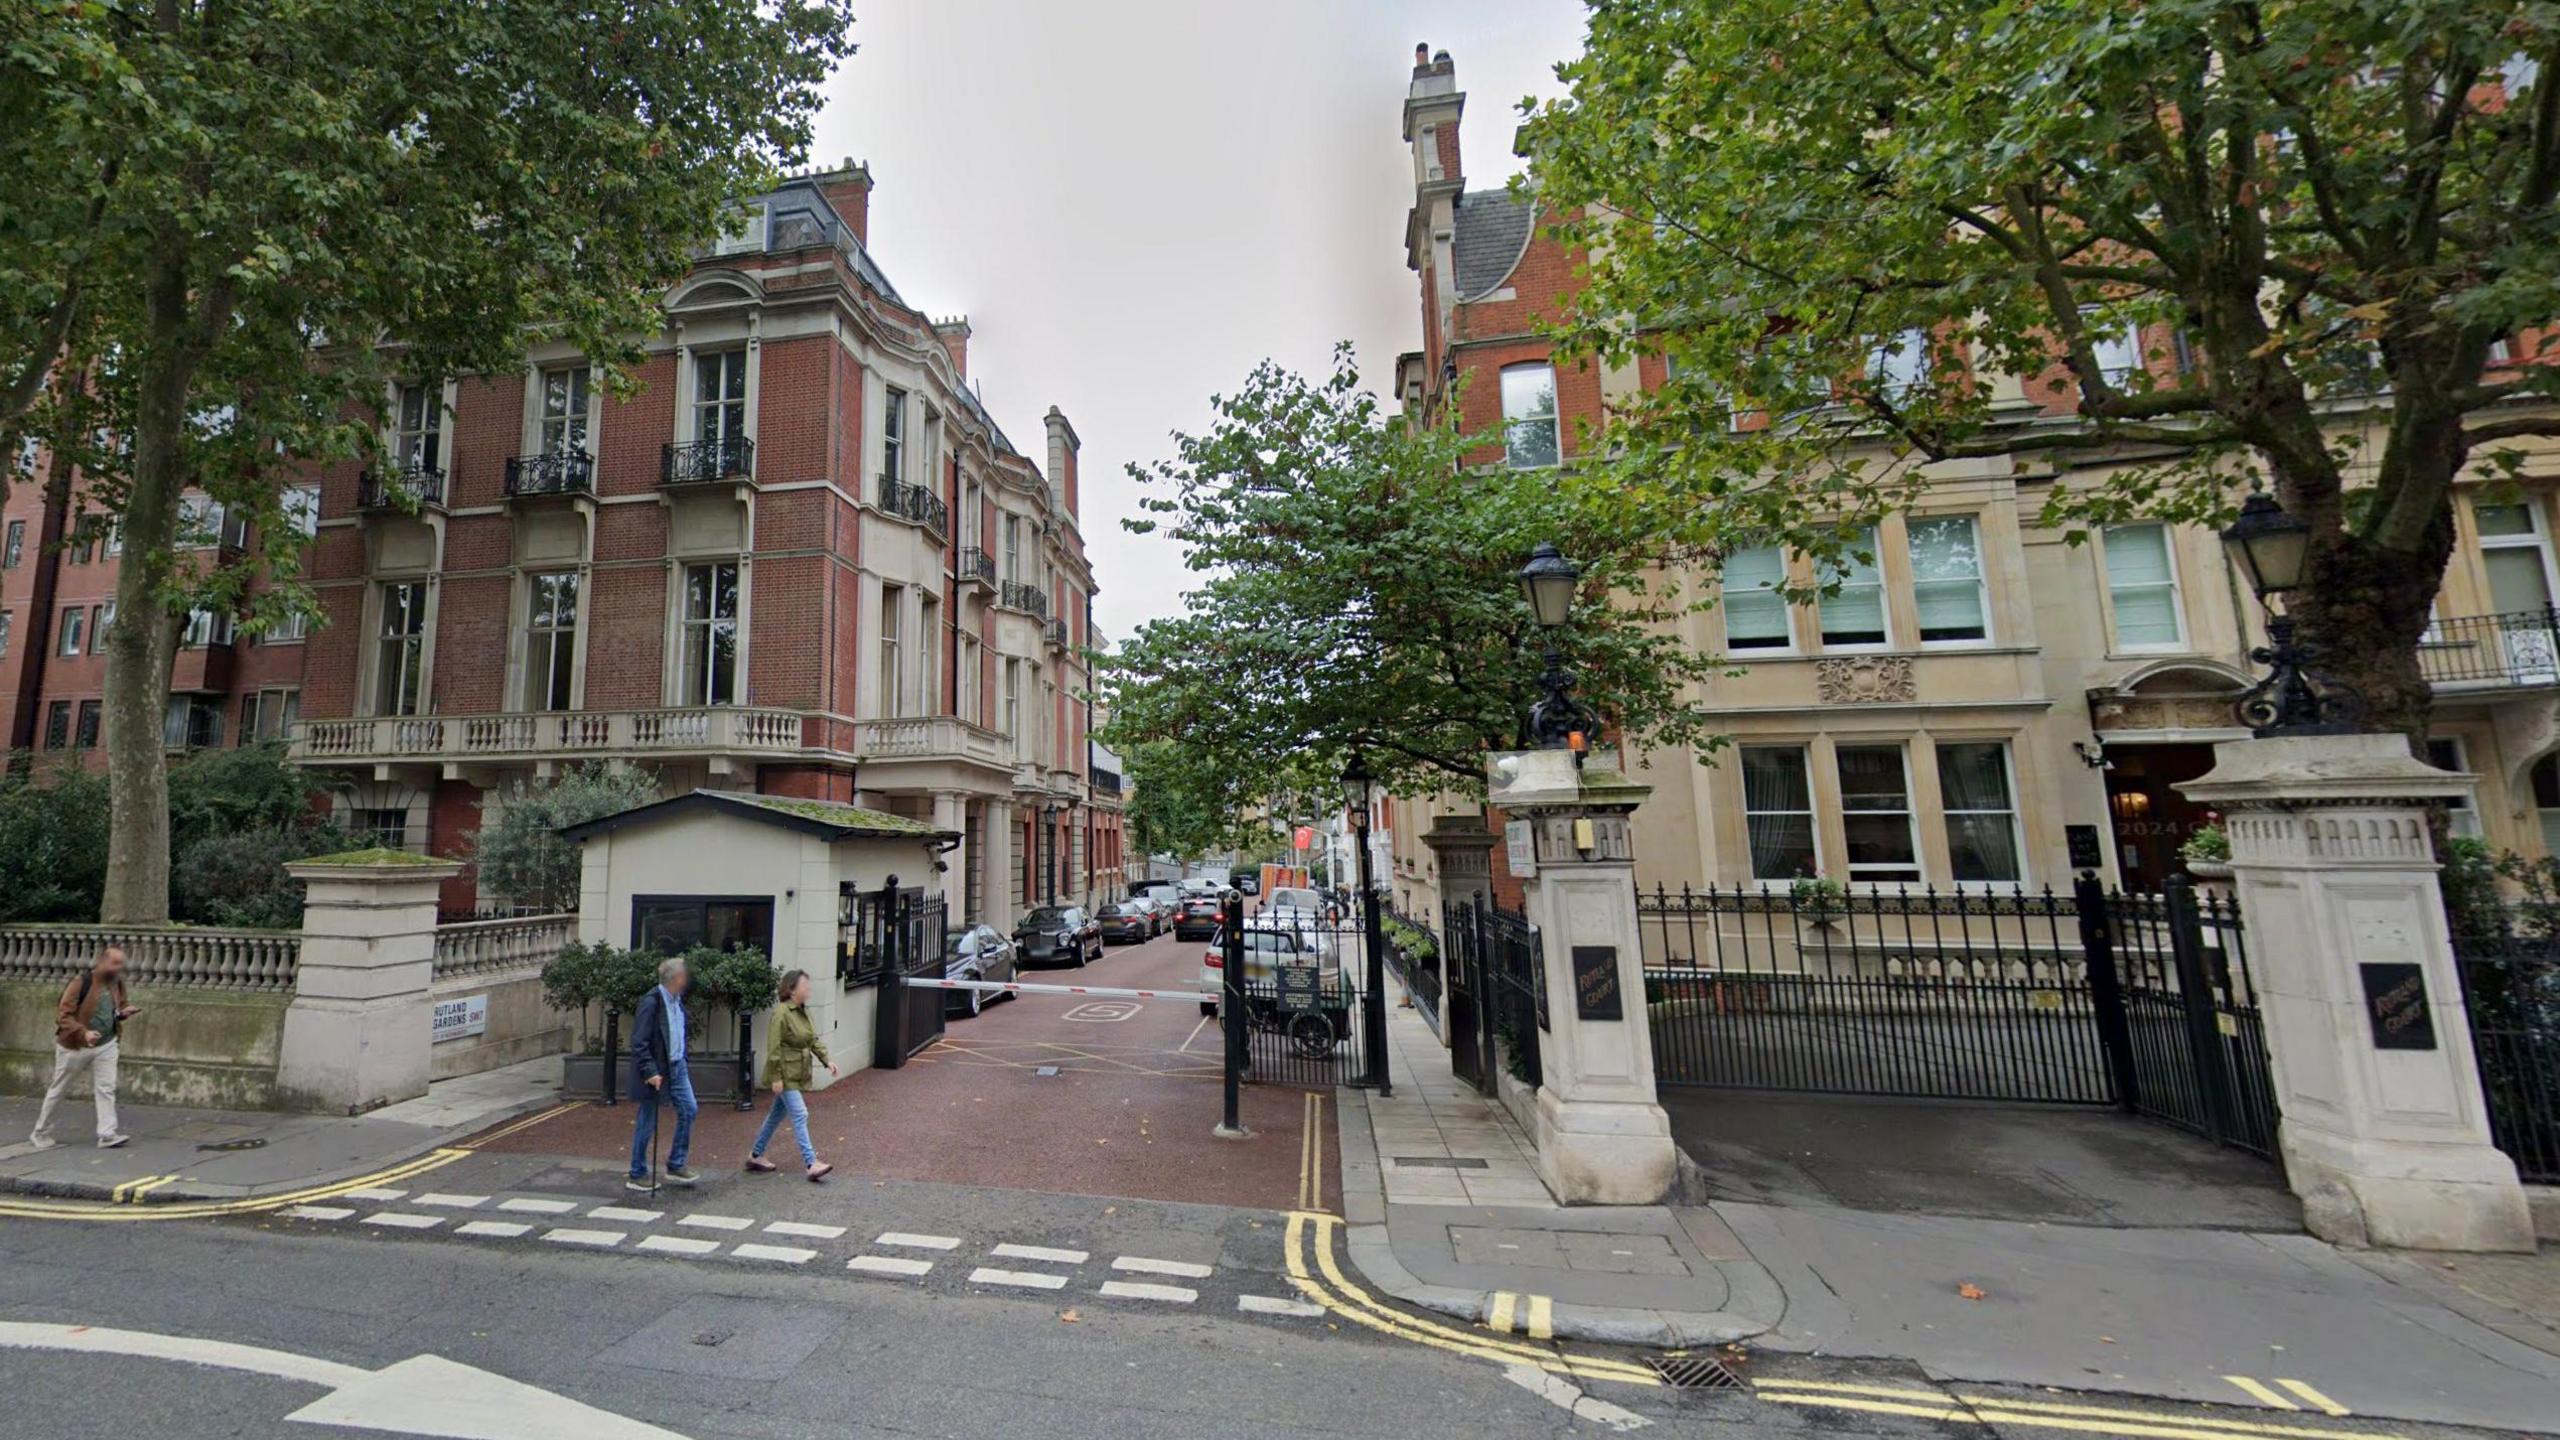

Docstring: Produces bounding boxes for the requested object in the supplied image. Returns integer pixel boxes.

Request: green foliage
[2439,836,2560,939]
[472,763,661,912]
[1122,740,1260,862]
[1382,915,1437,966]
[540,940,660,1018]
[0,743,345,925]
[2179,825,2232,864]
[686,944,782,1017]
[0,757,111,922]
[1521,0,2560,732]
[1107,347,1722,808]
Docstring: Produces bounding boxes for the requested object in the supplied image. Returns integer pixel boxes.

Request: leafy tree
[0,757,112,922]
[473,763,663,913]
[1106,348,1721,804]
[1520,0,2560,739]
[2,1,856,923]
[1121,740,1256,862]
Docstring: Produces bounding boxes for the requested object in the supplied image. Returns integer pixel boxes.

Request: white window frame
[2101,522,2189,653]
[2474,500,2560,616]
[282,483,320,540]
[1002,658,1023,745]
[373,581,429,717]
[1908,514,1991,647]
[1499,363,1561,470]
[56,606,83,657]
[1739,744,1819,883]
[393,381,443,472]
[920,592,941,717]
[1834,742,1922,886]
[1816,526,1891,651]
[956,634,981,726]
[523,570,580,712]
[1935,740,2027,885]
[677,561,740,707]
[538,365,591,457]
[2084,310,2145,388]
[878,582,905,718]
[180,608,235,649]
[881,386,907,485]
[1720,544,1795,653]
[1867,327,1929,399]
[692,350,748,449]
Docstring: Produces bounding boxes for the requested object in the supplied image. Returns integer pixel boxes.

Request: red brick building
[1,163,1122,926]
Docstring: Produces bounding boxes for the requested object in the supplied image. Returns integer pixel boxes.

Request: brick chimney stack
[932,317,971,379]
[809,158,873,246]
[1044,406,1081,523]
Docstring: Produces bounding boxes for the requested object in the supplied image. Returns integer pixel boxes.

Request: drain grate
[1645,1353,1742,1390]
[1034,1065,1061,1077]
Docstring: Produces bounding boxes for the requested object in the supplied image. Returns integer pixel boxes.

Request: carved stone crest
[1813,655,1916,704]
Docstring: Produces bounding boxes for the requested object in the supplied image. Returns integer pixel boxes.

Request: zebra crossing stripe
[875,1232,961,1250]
[412,1193,489,1209]
[361,1213,442,1230]
[1098,1281,1197,1304]
[544,1228,626,1248]
[733,1243,816,1265]
[1112,1256,1213,1279]
[588,1206,661,1224]
[764,1221,847,1240]
[969,1267,1069,1291]
[282,1205,356,1221]
[678,1214,755,1231]
[847,1255,934,1278]
[454,1221,532,1239]
[989,1244,1087,1265]
[496,1198,578,1214]
[1238,1295,1324,1318]
[637,1235,722,1257]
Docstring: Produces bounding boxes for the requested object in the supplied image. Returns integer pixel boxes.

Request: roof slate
[1452,188,1536,301]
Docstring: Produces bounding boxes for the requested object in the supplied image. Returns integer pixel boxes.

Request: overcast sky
[807,0,1589,645]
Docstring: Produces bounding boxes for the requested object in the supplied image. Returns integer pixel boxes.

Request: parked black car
[1171,894,1225,942]
[1097,902,1153,945]
[943,924,1019,1018]
[1015,905,1103,968]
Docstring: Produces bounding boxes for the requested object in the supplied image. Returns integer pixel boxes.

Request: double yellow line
[0,1099,589,1223]
[1296,1093,1327,1212]
[1281,1210,1659,1387]
[1753,1376,2390,1440]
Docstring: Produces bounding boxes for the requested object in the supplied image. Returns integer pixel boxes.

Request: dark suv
[1171,894,1225,942]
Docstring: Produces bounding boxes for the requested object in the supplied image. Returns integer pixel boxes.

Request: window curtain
[1741,747,1815,879]
[1818,530,1886,643]
[1937,742,2021,882]
[1723,546,1789,646]
[2103,524,2181,646]
[1909,517,1986,640]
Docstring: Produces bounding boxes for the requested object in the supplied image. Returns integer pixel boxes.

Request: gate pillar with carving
[2182,734,2533,1252]
[1419,814,1500,1040]
[1488,748,1678,1205]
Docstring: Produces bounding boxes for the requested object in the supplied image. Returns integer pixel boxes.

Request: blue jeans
[752,1087,815,1168]
[628,1060,697,1179]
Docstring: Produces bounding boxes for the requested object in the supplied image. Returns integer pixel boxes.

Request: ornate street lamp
[1517,542,1595,750]
[1341,748,1389,1093]
[2221,489,2360,736]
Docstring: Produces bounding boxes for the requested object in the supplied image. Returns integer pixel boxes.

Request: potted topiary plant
[685,944,782,1109]
[1790,873,1848,931]
[2181,815,2234,883]
[545,941,657,1100]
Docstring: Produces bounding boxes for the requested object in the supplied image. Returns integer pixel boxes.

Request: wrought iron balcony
[998,580,1050,620]
[503,450,595,499]
[1045,617,1070,650]
[2418,608,2560,690]
[357,463,448,512]
[662,436,754,486]
[879,476,949,536]
[958,546,997,587]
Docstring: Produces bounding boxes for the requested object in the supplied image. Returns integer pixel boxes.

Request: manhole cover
[1645,1354,1741,1389]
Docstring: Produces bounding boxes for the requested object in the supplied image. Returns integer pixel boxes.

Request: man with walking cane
[627,957,701,1193]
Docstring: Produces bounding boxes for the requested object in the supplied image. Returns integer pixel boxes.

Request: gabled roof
[560,788,958,844]
[1452,188,1536,301]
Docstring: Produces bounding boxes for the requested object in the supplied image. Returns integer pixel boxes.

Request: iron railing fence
[662,436,753,485]
[999,580,1051,620]
[880,476,950,535]
[2418,608,2560,688]
[2449,917,2560,1184]
[503,450,595,498]
[2097,882,2276,1157]
[358,463,447,511]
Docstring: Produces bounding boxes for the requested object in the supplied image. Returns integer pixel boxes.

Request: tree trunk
[99,262,194,925]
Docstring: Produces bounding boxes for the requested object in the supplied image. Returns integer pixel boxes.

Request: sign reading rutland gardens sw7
[431,994,489,1043]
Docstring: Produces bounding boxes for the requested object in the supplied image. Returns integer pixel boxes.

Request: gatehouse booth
[565,789,958,1090]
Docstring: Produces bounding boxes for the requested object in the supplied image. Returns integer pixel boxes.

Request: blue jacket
[630,986,686,1089]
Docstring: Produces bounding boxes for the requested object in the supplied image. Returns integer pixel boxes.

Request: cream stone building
[1384,50,2560,910]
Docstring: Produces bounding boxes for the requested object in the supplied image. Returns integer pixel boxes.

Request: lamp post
[1344,748,1390,1094]
[2220,489,2361,736]
[1518,542,1594,750]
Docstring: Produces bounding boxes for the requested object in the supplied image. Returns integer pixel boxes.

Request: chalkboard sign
[1571,945,1623,1022]
[2358,962,2437,1050]
[2066,824,2104,873]
[1276,965,1323,1015]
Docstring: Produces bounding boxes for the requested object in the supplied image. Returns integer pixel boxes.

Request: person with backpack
[627,956,701,1191]
[30,946,138,1150]
[744,968,836,1182]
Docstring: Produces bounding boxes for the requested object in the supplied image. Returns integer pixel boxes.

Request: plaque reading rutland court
[2358,962,2437,1051]
[1571,945,1623,1022]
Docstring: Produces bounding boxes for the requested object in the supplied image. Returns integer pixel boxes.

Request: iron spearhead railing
[999,580,1050,620]
[504,450,596,498]
[662,436,754,485]
[958,546,997,585]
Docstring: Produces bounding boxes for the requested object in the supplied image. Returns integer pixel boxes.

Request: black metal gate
[2449,919,2560,1185]
[857,884,947,1069]
[1637,876,2277,1158]
[1231,912,1373,1089]
[1441,898,1543,1095]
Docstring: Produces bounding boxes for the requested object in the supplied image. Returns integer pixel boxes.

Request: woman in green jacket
[746,969,837,1181]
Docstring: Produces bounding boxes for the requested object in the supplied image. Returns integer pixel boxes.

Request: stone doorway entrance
[2104,741,2218,888]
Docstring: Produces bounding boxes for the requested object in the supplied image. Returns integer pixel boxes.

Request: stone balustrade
[0,924,300,993]
[433,913,577,983]
[291,706,807,764]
